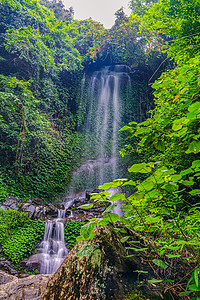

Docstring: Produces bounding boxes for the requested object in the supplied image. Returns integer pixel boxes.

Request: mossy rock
[41,225,158,300]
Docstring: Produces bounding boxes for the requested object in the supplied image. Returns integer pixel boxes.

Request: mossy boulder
[41,225,154,300]
[0,271,51,300]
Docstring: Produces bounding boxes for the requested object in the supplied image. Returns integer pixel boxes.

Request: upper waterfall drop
[74,65,132,192]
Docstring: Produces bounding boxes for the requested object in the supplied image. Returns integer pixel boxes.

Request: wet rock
[45,204,58,218]
[1,193,105,222]
[73,196,87,207]
[55,203,65,210]
[41,225,150,300]
[20,257,41,275]
[27,197,43,206]
[23,203,36,218]
[0,257,18,276]
[0,197,59,221]
[0,272,16,285]
[0,271,51,300]
[34,206,45,219]
[67,213,93,222]
[0,196,22,210]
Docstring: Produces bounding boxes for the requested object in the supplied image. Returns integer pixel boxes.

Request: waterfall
[111,75,120,180]
[38,210,68,274]
[27,66,131,275]
[71,65,131,192]
[26,66,131,275]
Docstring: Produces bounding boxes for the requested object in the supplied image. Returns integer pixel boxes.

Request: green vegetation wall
[0,0,84,202]
[82,1,200,298]
[0,0,162,202]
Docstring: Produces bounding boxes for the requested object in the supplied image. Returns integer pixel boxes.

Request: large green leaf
[78,203,93,209]
[172,117,189,131]
[120,236,130,243]
[103,204,117,214]
[188,101,200,113]
[99,213,120,225]
[153,259,168,269]
[186,140,200,154]
[128,163,153,173]
[80,222,96,240]
[189,189,200,196]
[192,160,200,169]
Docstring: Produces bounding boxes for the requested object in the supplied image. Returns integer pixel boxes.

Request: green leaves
[128,162,154,174]
[189,190,200,196]
[152,259,168,269]
[126,247,148,252]
[181,268,200,297]
[188,102,200,114]
[99,213,120,225]
[166,254,181,259]
[193,268,200,289]
[78,203,93,209]
[99,179,126,190]
[120,121,137,133]
[148,278,163,284]
[172,117,189,131]
[103,204,117,214]
[120,236,130,243]
[79,222,96,241]
[64,221,86,250]
[186,141,200,154]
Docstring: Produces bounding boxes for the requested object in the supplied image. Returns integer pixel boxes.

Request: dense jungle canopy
[0,0,200,298]
[0,0,166,201]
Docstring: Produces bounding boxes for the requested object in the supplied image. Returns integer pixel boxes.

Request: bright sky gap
[63,0,131,28]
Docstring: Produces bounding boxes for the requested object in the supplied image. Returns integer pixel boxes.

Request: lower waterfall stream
[33,65,132,274]
[39,209,68,274]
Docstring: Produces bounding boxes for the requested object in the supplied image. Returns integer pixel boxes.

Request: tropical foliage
[1,0,200,297]
[76,0,200,298]
[0,0,155,201]
[64,220,86,250]
[0,208,45,263]
[0,0,84,201]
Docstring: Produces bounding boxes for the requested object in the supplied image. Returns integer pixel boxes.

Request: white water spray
[39,210,68,274]
[69,65,131,192]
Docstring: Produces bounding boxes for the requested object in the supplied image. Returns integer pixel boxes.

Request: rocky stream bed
[0,195,165,300]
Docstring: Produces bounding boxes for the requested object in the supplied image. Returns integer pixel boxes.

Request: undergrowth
[0,208,45,263]
[64,221,87,250]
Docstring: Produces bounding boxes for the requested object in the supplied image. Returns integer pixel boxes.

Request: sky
[62,0,131,29]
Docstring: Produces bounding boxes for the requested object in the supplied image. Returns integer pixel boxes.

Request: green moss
[90,248,102,269]
[124,290,148,300]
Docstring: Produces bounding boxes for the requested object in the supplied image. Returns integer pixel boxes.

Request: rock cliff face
[40,226,146,300]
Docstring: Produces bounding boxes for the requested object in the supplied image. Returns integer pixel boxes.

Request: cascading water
[72,65,131,192]
[32,65,132,274]
[27,66,132,275]
[28,200,75,274]
[39,209,68,274]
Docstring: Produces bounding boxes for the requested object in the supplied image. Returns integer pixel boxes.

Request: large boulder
[0,271,51,300]
[40,225,159,300]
